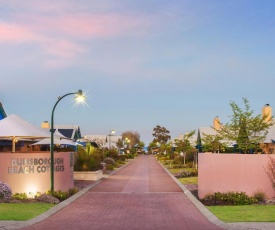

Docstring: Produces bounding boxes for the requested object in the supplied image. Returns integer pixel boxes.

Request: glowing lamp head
[75,89,86,103]
[110,130,115,135]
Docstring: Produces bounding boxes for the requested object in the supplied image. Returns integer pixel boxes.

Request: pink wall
[198,154,275,199]
[0,152,74,195]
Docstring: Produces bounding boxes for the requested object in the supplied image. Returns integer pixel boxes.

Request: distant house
[41,121,82,141]
[197,104,275,154]
[197,116,235,153]
[261,124,275,154]
[84,134,122,149]
[55,125,82,141]
[260,104,275,154]
[0,102,7,120]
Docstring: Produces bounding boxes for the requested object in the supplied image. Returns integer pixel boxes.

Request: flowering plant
[0,182,12,200]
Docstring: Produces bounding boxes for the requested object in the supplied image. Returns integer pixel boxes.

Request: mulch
[184,184,199,199]
[73,180,97,191]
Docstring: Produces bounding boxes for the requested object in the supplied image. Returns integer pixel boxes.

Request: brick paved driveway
[22,155,222,230]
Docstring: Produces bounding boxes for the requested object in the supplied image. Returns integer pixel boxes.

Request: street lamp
[50,90,85,192]
[108,130,115,149]
[124,137,130,152]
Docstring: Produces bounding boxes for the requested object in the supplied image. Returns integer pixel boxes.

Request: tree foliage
[148,141,158,153]
[121,131,140,149]
[116,138,123,149]
[174,131,196,165]
[201,133,225,153]
[152,125,171,144]
[137,141,145,147]
[174,131,196,154]
[159,142,173,155]
[74,145,102,171]
[217,98,273,153]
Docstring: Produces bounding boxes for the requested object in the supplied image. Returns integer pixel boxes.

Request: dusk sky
[1,1,275,145]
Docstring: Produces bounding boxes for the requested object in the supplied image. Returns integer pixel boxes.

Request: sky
[1,0,275,145]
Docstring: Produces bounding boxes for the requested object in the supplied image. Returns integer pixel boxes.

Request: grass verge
[168,167,194,174]
[178,177,198,184]
[207,205,275,222]
[0,203,55,221]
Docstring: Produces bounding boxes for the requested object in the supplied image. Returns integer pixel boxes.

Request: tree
[174,131,196,165]
[121,131,140,149]
[201,133,224,153]
[148,141,158,154]
[159,141,173,157]
[217,98,273,153]
[116,138,123,149]
[137,141,145,147]
[152,125,171,144]
[265,156,275,191]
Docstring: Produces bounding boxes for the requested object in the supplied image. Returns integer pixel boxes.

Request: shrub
[47,190,69,201]
[118,154,127,162]
[0,182,12,200]
[68,187,79,197]
[253,190,266,202]
[177,170,192,178]
[35,192,42,198]
[12,193,28,200]
[191,170,198,176]
[126,153,135,159]
[45,187,79,202]
[173,156,185,164]
[103,157,116,166]
[105,149,119,161]
[106,164,115,170]
[74,146,102,171]
[265,156,275,191]
[202,191,257,205]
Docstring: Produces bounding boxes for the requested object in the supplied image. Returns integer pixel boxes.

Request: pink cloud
[0,22,42,43]
[0,9,153,69]
[43,40,84,58]
[15,12,151,39]
[3,1,149,38]
[53,14,149,38]
[0,21,85,64]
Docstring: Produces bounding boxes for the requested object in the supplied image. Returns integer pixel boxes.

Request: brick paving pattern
[22,155,222,230]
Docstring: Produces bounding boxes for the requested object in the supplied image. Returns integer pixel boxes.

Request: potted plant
[73,143,103,181]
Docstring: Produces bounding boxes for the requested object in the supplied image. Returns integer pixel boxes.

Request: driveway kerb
[0,159,134,230]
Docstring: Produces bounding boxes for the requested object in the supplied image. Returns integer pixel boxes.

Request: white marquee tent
[0,114,60,152]
[30,137,78,146]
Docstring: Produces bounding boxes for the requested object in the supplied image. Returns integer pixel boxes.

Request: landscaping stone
[266,198,275,204]
[36,194,60,204]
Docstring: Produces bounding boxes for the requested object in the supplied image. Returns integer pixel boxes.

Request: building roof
[198,126,235,147]
[199,127,218,136]
[264,124,275,143]
[84,134,122,148]
[53,125,81,140]
[0,114,51,140]
[0,102,7,120]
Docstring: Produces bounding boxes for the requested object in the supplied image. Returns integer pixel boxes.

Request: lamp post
[50,90,85,192]
[108,130,115,149]
[124,137,130,153]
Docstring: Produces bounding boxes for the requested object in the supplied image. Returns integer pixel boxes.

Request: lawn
[178,177,198,184]
[208,205,275,222]
[158,160,198,184]
[0,203,55,221]
[167,167,195,174]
